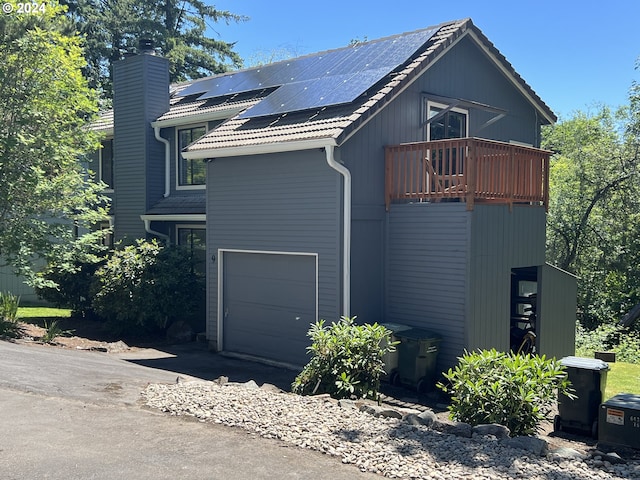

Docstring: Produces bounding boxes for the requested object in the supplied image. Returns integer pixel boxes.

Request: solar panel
[181,26,440,117]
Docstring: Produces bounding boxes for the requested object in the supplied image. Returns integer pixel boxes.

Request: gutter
[142,217,170,244]
[154,126,171,198]
[324,144,351,318]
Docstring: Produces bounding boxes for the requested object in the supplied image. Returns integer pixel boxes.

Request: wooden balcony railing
[385,138,550,211]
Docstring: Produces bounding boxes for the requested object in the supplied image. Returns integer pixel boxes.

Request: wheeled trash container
[554,356,610,438]
[389,328,440,393]
[380,323,411,379]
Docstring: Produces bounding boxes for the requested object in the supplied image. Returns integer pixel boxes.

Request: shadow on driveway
[119,342,299,391]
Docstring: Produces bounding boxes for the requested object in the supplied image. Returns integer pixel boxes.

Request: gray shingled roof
[146,194,206,215]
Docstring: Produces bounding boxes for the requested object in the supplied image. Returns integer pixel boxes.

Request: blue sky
[212,0,639,119]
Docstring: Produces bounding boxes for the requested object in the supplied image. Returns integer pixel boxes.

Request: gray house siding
[342,32,548,329]
[467,205,546,353]
[0,265,43,304]
[385,203,470,373]
[112,53,169,243]
[206,149,342,354]
[538,264,577,359]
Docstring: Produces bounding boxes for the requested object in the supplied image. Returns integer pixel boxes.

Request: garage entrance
[220,250,318,367]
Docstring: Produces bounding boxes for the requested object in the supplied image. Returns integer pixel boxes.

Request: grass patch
[17,307,72,322]
[605,361,640,399]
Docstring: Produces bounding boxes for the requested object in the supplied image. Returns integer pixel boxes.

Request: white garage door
[221,251,317,366]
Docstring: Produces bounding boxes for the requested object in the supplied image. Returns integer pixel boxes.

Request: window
[99,220,113,248]
[425,101,468,141]
[99,139,114,190]
[177,126,207,187]
[177,226,206,275]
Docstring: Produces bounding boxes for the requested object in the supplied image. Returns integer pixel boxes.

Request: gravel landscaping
[143,379,640,480]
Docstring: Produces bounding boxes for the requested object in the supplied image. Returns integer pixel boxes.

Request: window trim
[424,100,469,141]
[176,124,208,191]
[99,138,114,193]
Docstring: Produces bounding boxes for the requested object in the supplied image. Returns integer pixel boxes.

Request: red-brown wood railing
[384,138,550,211]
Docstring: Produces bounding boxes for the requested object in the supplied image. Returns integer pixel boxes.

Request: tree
[61,0,245,98]
[0,1,109,283]
[543,102,640,328]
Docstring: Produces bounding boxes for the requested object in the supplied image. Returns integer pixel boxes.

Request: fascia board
[181,138,338,159]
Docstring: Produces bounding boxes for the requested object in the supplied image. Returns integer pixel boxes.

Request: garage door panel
[222,252,317,366]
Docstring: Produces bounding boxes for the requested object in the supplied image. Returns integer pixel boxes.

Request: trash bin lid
[560,356,609,371]
[602,393,640,409]
[380,323,412,333]
[394,327,441,342]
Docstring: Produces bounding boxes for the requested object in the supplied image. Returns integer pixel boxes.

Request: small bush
[437,349,573,437]
[576,322,640,363]
[291,316,395,400]
[0,291,23,338]
[92,239,205,336]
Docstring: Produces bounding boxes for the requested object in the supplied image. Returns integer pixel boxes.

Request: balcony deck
[385,138,550,211]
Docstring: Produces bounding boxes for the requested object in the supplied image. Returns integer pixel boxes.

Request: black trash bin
[554,356,610,438]
[389,328,440,393]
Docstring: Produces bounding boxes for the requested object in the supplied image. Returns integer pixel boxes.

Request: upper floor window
[99,138,114,190]
[425,101,468,141]
[177,125,207,188]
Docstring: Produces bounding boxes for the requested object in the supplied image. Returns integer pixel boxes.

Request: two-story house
[4,18,577,377]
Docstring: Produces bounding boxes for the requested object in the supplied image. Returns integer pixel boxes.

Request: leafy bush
[576,321,640,363]
[36,257,105,318]
[291,316,395,400]
[0,291,23,338]
[92,239,205,336]
[437,349,573,437]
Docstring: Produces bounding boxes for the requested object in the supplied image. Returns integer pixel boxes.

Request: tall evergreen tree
[61,0,245,99]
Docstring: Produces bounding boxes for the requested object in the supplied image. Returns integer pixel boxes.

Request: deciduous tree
[0,1,109,283]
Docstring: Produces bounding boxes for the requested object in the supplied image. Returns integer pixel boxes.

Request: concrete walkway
[0,341,379,480]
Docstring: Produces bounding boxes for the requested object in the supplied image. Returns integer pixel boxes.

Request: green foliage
[62,0,246,98]
[40,319,74,344]
[292,317,396,400]
[576,322,640,364]
[0,291,23,338]
[35,252,106,317]
[438,349,573,437]
[92,239,205,335]
[543,103,640,329]
[0,1,110,280]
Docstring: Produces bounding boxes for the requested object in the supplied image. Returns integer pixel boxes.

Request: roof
[95,19,556,155]
[145,194,206,215]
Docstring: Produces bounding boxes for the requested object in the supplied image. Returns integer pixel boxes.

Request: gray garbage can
[391,328,441,393]
[380,323,411,378]
[554,356,609,438]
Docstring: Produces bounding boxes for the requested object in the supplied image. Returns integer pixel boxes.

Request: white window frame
[424,100,469,141]
[176,124,207,191]
[99,138,114,193]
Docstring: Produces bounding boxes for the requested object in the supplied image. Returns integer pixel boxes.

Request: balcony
[385,138,550,211]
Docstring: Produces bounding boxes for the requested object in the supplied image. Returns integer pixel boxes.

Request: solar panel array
[176,27,439,119]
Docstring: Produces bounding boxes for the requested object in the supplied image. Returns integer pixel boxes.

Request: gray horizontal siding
[467,205,546,352]
[386,202,470,372]
[207,149,341,350]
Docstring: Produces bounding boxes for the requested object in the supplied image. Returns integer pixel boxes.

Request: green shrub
[36,257,105,318]
[92,239,205,336]
[40,319,74,344]
[437,349,573,437]
[291,316,395,400]
[0,291,23,338]
[576,322,640,363]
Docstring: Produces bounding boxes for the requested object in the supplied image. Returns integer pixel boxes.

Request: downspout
[154,126,171,198]
[142,218,170,244]
[325,144,351,317]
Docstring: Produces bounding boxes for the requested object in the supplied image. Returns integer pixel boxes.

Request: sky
[211,0,639,120]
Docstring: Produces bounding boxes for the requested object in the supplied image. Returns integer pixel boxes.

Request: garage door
[221,251,317,366]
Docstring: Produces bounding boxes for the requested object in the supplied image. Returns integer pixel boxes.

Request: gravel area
[143,380,640,480]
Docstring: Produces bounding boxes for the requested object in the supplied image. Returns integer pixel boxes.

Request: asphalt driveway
[0,341,379,480]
